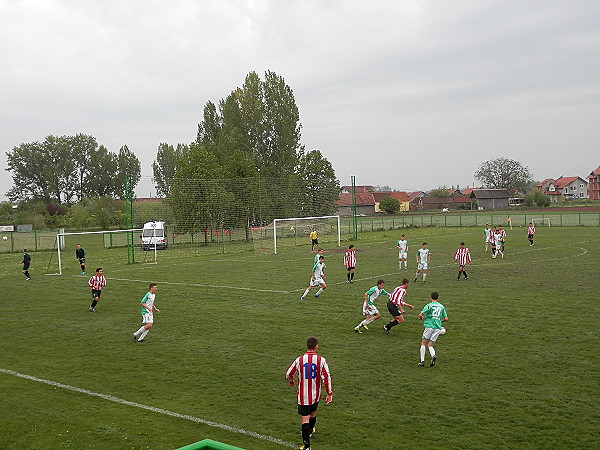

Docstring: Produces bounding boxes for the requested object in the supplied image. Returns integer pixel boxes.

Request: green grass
[1,226,599,449]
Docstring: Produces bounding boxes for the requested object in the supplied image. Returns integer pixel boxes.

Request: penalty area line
[0,368,296,448]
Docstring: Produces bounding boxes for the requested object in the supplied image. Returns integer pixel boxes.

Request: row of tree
[5,134,141,204]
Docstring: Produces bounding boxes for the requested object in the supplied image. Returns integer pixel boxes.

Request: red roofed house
[408,191,426,209]
[535,178,554,193]
[336,192,376,216]
[587,166,600,200]
[461,188,478,196]
[545,176,588,202]
[371,191,411,212]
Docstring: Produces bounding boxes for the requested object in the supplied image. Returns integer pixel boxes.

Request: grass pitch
[1,226,599,449]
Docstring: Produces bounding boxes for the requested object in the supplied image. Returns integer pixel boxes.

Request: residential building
[546,176,588,202]
[535,178,554,193]
[372,191,411,212]
[587,166,600,200]
[336,193,376,216]
[470,189,510,210]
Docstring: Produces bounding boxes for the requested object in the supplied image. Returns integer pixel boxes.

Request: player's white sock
[404,262,408,269]
[420,345,426,362]
[139,329,150,340]
[366,317,377,325]
[429,346,436,358]
[359,319,368,328]
[315,288,323,296]
[302,288,310,297]
[133,326,145,337]
[423,273,427,281]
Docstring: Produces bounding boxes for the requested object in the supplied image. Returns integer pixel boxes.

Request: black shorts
[346,266,355,271]
[312,239,319,245]
[298,402,319,416]
[91,289,102,299]
[23,263,30,271]
[528,234,534,239]
[78,258,85,264]
[387,300,402,317]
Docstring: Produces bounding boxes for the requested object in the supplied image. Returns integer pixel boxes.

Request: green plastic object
[177,438,246,450]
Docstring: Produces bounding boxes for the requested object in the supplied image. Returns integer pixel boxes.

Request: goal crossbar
[52,228,143,275]
[272,215,340,254]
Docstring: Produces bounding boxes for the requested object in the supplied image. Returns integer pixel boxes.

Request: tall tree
[115,145,141,198]
[152,143,187,197]
[6,141,53,202]
[297,150,340,216]
[475,157,533,192]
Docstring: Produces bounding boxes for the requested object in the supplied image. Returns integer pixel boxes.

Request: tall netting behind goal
[252,216,341,254]
[133,176,341,255]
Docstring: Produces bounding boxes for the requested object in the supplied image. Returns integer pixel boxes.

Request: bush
[379,196,400,214]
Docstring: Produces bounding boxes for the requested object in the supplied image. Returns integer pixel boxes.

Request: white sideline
[91,276,292,294]
[0,368,296,448]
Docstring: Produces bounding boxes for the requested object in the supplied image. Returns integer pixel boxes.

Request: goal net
[253,216,341,254]
[46,228,142,275]
[531,218,551,227]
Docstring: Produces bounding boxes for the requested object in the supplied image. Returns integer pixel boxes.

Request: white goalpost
[49,228,143,275]
[531,218,551,227]
[272,215,341,254]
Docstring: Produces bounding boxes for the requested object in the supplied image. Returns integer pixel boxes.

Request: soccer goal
[531,218,551,227]
[47,228,143,275]
[267,215,341,254]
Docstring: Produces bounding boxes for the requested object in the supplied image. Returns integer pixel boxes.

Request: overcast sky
[1,0,599,200]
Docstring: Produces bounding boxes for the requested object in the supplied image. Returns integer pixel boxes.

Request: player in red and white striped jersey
[343,245,356,283]
[88,268,107,312]
[286,337,333,450]
[528,222,535,246]
[454,243,472,280]
[383,279,414,334]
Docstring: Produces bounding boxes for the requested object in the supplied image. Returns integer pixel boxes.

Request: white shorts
[422,327,442,342]
[398,252,407,259]
[363,304,379,316]
[418,262,428,270]
[310,277,324,287]
[142,312,154,324]
[485,237,491,243]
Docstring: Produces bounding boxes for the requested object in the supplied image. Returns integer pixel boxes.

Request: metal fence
[1,212,598,254]
[341,212,600,234]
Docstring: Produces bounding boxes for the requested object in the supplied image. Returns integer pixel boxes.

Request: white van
[141,221,168,250]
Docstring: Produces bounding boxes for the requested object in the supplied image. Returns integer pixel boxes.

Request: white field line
[77,276,292,294]
[0,368,296,449]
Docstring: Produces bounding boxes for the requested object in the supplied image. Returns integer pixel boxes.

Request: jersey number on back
[303,362,317,379]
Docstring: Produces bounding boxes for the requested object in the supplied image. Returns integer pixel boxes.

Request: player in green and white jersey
[132,284,160,342]
[418,291,448,367]
[313,248,324,265]
[483,224,491,252]
[397,235,408,270]
[301,256,327,300]
[354,279,389,333]
[414,242,430,282]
